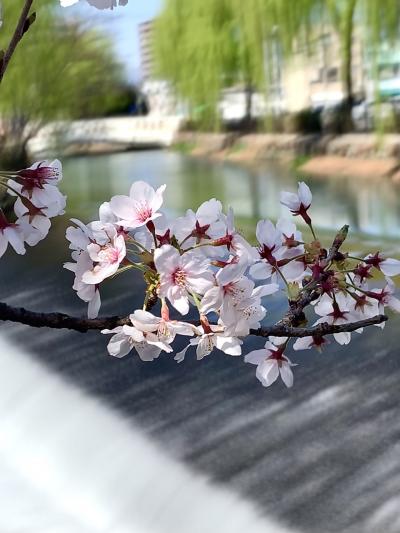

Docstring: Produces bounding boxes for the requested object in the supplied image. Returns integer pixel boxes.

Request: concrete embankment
[174,132,400,180]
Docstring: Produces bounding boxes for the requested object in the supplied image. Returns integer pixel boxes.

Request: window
[326,67,339,82]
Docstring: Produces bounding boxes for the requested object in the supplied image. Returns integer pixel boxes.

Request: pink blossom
[154,244,214,314]
[82,231,126,284]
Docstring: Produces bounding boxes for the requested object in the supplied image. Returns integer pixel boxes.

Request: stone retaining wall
[174,132,400,160]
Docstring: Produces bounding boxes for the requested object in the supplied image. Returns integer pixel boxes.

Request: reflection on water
[1,150,400,533]
[62,150,400,239]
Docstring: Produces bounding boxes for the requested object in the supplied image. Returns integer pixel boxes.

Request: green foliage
[153,0,273,131]
[172,140,197,154]
[154,0,400,132]
[0,0,128,165]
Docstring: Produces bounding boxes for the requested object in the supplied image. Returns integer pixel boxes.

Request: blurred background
[1,1,400,532]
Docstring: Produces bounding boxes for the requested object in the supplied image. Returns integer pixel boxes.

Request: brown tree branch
[278,225,349,327]
[0,301,388,337]
[0,0,36,84]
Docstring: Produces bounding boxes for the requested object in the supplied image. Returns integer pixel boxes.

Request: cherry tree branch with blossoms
[0,300,387,334]
[1,161,399,389]
[0,0,399,389]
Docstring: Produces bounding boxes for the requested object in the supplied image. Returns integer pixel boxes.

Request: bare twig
[0,0,36,84]
[0,301,388,336]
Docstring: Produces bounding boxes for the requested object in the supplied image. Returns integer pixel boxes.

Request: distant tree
[153,0,272,130]
[154,0,400,132]
[272,0,400,129]
[0,0,127,167]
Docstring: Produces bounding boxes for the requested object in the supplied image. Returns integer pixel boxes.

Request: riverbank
[174,132,400,180]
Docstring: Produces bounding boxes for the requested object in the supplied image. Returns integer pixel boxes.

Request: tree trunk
[244,82,253,131]
[340,0,358,131]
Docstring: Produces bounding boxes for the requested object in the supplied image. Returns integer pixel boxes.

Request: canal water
[1,150,400,533]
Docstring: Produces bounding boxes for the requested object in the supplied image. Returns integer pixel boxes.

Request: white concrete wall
[28,116,184,156]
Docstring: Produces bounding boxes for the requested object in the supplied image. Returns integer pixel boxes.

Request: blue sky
[60,0,163,83]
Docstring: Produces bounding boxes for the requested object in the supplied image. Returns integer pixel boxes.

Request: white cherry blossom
[130,308,195,345]
[102,323,172,361]
[173,198,225,248]
[280,181,312,215]
[293,335,329,352]
[245,340,296,388]
[110,181,166,230]
[250,218,306,283]
[64,250,101,319]
[175,324,242,362]
[213,207,255,264]
[366,279,400,314]
[314,293,354,345]
[363,253,400,277]
[0,211,26,258]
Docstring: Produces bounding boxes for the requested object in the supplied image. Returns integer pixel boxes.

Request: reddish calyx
[17,164,57,188]
[0,210,13,231]
[364,252,383,269]
[200,314,212,334]
[291,203,311,226]
[365,289,387,304]
[353,263,373,283]
[353,294,371,312]
[20,197,46,223]
[311,335,328,352]
[157,229,171,246]
[283,233,301,248]
[259,244,277,266]
[329,302,348,320]
[191,220,211,243]
[267,346,286,365]
[212,233,233,248]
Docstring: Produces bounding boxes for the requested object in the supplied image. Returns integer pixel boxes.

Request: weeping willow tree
[273,0,400,129]
[153,0,278,130]
[154,0,400,131]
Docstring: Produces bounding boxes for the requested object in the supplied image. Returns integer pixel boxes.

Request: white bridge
[28,115,184,156]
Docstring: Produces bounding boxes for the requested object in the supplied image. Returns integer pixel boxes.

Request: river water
[1,150,400,533]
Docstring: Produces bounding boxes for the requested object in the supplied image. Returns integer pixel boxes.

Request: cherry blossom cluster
[61,180,400,388]
[0,160,65,259]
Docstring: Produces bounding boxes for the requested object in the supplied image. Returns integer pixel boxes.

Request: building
[138,20,155,81]
[279,28,366,112]
[138,19,185,116]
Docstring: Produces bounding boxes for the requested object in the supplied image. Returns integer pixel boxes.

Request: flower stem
[308,221,317,241]
[274,264,290,290]
[0,180,23,199]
